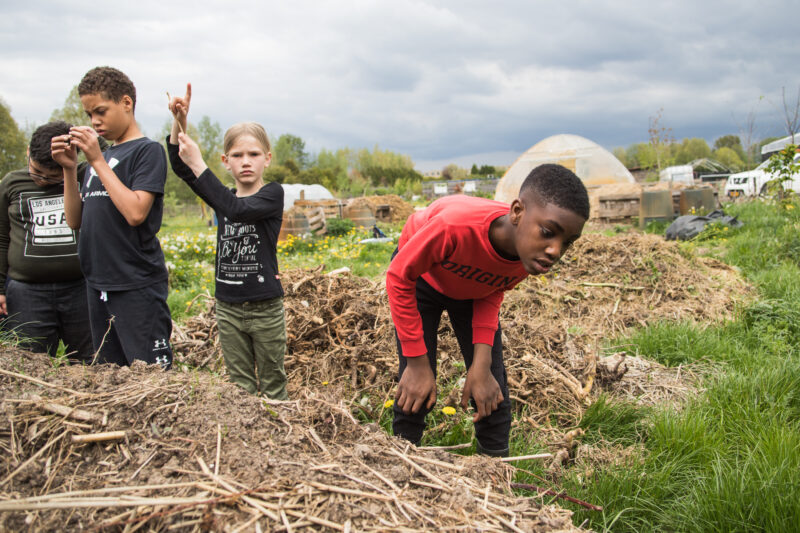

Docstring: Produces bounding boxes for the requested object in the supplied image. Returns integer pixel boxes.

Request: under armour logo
[155,354,170,368]
[153,338,168,350]
[86,157,119,188]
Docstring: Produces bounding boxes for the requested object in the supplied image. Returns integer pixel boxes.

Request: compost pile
[175,232,749,424]
[0,350,576,532]
[347,195,415,224]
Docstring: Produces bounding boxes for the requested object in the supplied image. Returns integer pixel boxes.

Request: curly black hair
[29,121,72,170]
[78,66,136,109]
[519,163,590,220]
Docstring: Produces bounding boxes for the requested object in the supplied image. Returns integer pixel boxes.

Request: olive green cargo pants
[216,297,288,399]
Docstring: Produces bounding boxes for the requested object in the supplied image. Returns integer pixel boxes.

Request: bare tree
[781,85,800,143]
[733,98,761,166]
[648,108,674,172]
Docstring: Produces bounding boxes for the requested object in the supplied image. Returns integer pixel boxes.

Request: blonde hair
[223,122,271,155]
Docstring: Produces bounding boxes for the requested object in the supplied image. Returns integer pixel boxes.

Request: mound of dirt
[348,195,415,224]
[0,350,576,532]
[174,232,749,426]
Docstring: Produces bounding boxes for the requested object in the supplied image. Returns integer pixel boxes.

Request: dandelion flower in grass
[322,381,329,386]
[384,399,394,408]
[442,406,457,416]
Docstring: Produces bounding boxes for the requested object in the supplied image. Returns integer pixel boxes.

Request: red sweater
[386,196,529,357]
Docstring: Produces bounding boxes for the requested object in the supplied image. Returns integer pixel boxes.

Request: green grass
[554,198,800,532]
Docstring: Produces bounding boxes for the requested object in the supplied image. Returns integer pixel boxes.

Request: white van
[723,152,800,198]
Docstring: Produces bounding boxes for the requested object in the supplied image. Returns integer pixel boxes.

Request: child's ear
[265,151,272,167]
[509,198,524,225]
[122,95,134,112]
[221,153,231,171]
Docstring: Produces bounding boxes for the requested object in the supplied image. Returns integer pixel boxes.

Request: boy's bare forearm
[90,158,155,226]
[62,167,83,229]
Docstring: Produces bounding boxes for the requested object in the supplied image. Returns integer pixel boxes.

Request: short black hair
[78,66,136,110]
[29,121,72,170]
[519,163,590,220]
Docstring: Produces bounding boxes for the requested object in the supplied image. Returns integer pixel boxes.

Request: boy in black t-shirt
[51,66,173,368]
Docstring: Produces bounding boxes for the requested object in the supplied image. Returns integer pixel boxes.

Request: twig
[166,92,186,134]
[0,368,87,396]
[72,431,127,443]
[408,454,463,471]
[195,456,280,522]
[215,423,222,476]
[129,451,157,481]
[388,448,452,492]
[580,281,645,290]
[417,442,472,451]
[91,315,115,365]
[510,482,603,511]
[500,453,553,463]
[33,397,102,424]
[10,482,199,501]
[305,481,393,502]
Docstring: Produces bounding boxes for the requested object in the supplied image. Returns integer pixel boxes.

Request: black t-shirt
[0,170,84,291]
[166,139,284,303]
[80,137,168,290]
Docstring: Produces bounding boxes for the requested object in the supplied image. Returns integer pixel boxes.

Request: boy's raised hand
[461,344,504,422]
[68,127,103,164]
[50,134,78,170]
[396,355,436,415]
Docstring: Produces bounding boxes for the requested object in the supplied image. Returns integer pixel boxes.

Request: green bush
[326,217,355,236]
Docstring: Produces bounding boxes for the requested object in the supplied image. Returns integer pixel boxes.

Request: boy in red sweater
[386,164,589,456]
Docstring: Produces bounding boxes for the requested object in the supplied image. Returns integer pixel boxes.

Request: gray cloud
[1,0,798,171]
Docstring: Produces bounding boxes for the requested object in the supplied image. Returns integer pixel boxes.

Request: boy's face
[510,193,586,275]
[27,151,63,185]
[80,92,133,142]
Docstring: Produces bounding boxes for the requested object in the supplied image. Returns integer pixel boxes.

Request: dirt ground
[0,350,577,532]
[1,230,750,531]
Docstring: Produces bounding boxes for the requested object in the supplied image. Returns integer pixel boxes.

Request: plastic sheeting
[281,184,334,210]
[495,134,634,203]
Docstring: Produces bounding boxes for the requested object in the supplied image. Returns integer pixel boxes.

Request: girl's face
[221,134,272,188]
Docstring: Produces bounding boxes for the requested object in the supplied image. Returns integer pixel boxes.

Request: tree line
[4,87,796,198]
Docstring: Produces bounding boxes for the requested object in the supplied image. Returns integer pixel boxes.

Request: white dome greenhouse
[495,134,634,203]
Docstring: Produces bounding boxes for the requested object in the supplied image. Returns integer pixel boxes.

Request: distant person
[387,164,589,456]
[166,84,287,399]
[51,66,173,368]
[0,121,100,363]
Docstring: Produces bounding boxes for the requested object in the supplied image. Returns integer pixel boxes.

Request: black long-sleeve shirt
[167,138,284,303]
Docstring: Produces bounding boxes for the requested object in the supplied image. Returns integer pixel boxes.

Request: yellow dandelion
[384,399,394,408]
[441,406,456,416]
[322,381,329,386]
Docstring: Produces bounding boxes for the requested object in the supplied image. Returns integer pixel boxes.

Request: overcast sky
[1,1,798,171]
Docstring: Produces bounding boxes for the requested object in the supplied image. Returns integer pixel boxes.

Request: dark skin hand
[460,343,504,422]
[395,355,436,415]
